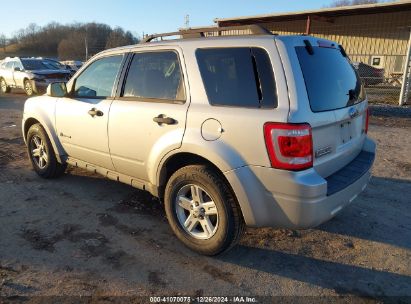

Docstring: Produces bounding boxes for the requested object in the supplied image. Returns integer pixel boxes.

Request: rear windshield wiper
[339,45,347,57]
[348,89,356,99]
[303,40,314,55]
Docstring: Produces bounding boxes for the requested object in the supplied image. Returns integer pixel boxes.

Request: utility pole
[85,36,88,61]
[84,24,89,62]
[185,15,190,29]
[399,27,411,106]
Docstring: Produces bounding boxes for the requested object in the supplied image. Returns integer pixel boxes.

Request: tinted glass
[251,48,277,108]
[14,61,24,70]
[21,59,51,70]
[123,51,185,101]
[296,46,365,112]
[74,55,123,98]
[196,48,276,108]
[43,60,65,70]
[5,62,14,69]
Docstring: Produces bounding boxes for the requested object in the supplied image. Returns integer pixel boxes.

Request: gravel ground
[0,93,410,302]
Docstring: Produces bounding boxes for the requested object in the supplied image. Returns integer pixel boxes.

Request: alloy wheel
[30,135,48,169]
[175,184,219,240]
[25,81,33,95]
[0,79,6,93]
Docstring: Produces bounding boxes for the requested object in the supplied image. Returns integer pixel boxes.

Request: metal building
[214,1,411,105]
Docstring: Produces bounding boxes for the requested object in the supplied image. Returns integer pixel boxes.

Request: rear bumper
[224,137,376,228]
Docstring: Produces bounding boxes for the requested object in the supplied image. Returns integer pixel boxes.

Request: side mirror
[47,82,67,97]
[14,67,21,72]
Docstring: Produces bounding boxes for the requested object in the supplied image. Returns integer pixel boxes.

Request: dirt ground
[0,93,410,302]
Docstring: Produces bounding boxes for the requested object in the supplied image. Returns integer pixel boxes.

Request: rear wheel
[0,78,10,94]
[27,123,66,178]
[24,79,35,96]
[164,165,244,255]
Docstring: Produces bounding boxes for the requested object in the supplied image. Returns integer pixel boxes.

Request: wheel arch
[23,117,40,141]
[157,152,238,203]
[23,116,66,163]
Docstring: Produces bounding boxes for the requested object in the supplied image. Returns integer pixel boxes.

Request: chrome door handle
[153,114,177,125]
[88,108,104,117]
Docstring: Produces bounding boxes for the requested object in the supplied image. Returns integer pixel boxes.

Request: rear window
[296,46,365,112]
[196,48,277,108]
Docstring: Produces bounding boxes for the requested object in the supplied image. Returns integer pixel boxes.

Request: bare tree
[328,0,381,7]
[351,0,381,4]
[330,0,351,7]
[58,32,87,60]
[0,34,6,53]
[105,28,137,48]
[7,22,138,59]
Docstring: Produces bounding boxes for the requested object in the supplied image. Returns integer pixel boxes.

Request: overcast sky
[2,0,336,37]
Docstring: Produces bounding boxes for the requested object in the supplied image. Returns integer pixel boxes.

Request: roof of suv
[97,25,281,55]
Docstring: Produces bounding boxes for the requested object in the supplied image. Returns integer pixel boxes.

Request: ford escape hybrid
[22,25,376,255]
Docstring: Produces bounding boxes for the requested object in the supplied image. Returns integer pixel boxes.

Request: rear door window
[122,51,185,102]
[196,48,277,108]
[296,46,365,112]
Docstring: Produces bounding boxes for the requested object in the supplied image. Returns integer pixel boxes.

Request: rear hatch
[277,36,368,178]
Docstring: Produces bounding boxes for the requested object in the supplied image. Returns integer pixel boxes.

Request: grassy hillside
[0,22,138,61]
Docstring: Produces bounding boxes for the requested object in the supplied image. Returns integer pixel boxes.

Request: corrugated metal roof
[215,0,411,25]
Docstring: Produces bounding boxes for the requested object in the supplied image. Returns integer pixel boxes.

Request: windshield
[296,46,365,112]
[43,60,65,70]
[21,59,53,71]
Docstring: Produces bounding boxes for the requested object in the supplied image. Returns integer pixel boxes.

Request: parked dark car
[352,62,385,86]
[40,58,77,77]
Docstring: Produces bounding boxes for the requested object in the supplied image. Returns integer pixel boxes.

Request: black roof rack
[141,24,273,43]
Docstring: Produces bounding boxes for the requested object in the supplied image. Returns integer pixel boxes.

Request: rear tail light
[365,108,370,134]
[264,123,313,171]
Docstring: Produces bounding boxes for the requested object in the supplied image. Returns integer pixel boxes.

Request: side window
[5,62,14,70]
[196,48,277,108]
[14,61,24,70]
[122,51,185,101]
[74,55,123,98]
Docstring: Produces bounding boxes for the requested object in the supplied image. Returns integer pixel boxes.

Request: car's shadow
[316,176,411,250]
[218,245,411,299]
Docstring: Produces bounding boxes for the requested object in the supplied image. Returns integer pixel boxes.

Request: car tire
[164,165,244,255]
[27,123,67,178]
[24,79,35,96]
[0,78,10,94]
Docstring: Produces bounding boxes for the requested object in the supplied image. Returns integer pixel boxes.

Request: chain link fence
[351,54,407,104]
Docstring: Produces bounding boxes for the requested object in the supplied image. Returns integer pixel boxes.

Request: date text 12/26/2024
[150,296,258,303]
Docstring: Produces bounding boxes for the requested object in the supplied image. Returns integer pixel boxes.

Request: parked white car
[0,57,71,96]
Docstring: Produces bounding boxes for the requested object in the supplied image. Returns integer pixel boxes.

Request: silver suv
[22,26,376,255]
[0,57,71,96]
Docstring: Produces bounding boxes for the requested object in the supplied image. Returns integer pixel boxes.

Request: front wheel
[0,78,10,94]
[27,123,67,178]
[164,165,244,255]
[24,79,35,96]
